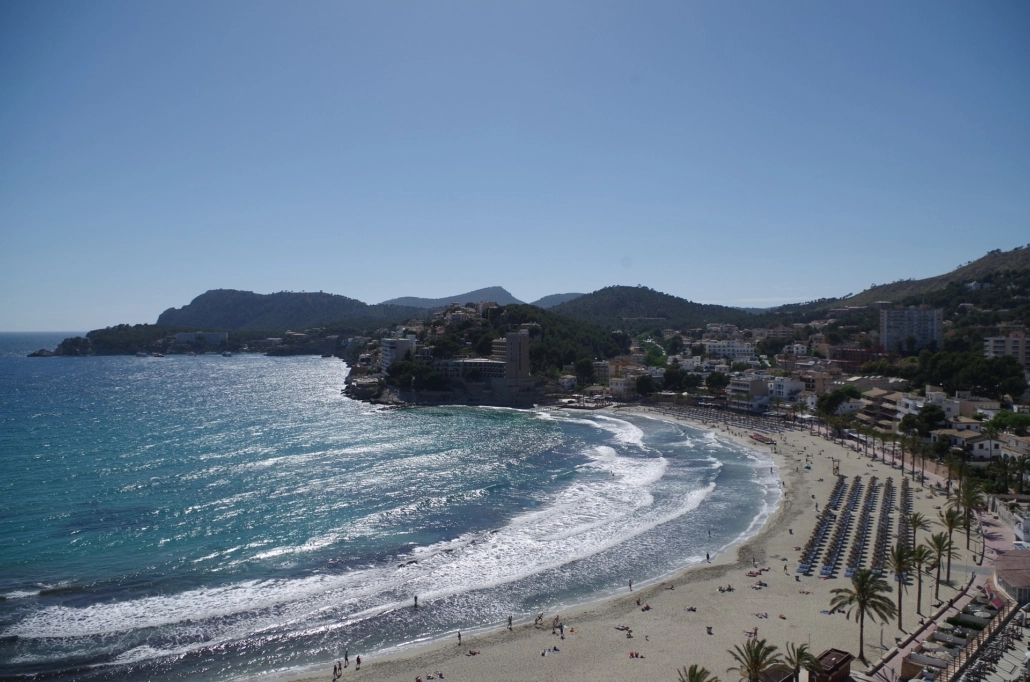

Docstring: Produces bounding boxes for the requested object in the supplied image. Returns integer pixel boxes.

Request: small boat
[150,352,164,357]
[222,351,232,357]
[135,351,147,357]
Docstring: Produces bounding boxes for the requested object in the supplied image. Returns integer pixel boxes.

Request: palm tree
[829,569,897,662]
[943,453,964,498]
[925,532,953,601]
[917,444,929,484]
[679,664,720,682]
[938,507,963,582]
[726,638,783,682]
[897,433,907,474]
[887,542,914,630]
[784,642,821,682]
[911,544,933,616]
[908,512,931,549]
[1016,456,1030,495]
[951,479,985,550]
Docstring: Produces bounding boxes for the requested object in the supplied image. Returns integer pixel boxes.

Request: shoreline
[280,405,812,682]
[282,404,971,682]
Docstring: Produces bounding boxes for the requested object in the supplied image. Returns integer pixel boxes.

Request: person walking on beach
[414,595,418,609]
[706,552,710,562]
[508,615,512,630]
[629,579,633,591]
[344,650,349,668]
[355,655,361,671]
[457,631,461,646]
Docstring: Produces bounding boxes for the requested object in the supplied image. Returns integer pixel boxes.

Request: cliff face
[157,289,424,331]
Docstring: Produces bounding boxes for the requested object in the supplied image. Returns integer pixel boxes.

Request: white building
[559,375,577,391]
[703,340,754,361]
[770,377,806,401]
[380,335,416,368]
[610,376,635,398]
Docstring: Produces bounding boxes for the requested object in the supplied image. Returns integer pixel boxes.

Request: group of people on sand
[413,673,444,681]
[332,652,360,679]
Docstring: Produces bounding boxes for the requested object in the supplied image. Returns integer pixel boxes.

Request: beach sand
[290,406,974,682]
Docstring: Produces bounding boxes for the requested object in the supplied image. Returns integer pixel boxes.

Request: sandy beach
[288,406,975,682]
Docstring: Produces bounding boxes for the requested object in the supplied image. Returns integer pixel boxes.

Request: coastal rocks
[27,349,55,357]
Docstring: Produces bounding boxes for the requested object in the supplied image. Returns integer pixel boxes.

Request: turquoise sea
[0,332,779,681]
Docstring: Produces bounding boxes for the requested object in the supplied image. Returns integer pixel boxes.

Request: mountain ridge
[380,286,524,308]
[157,289,425,331]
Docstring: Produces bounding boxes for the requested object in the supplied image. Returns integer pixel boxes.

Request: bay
[0,333,778,680]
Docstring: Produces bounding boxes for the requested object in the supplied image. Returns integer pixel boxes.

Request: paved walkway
[868,498,1014,682]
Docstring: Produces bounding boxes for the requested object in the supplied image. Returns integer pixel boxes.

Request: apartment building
[380,335,417,368]
[879,306,943,353]
[984,331,1029,369]
[704,340,755,361]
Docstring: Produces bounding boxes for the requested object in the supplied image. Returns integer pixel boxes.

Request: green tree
[664,366,685,391]
[916,404,946,437]
[636,374,656,395]
[726,638,783,682]
[575,358,595,385]
[925,532,953,601]
[829,569,897,662]
[679,664,720,682]
[951,479,985,550]
[706,372,730,392]
[783,642,820,682]
[938,506,963,583]
[665,335,685,356]
[887,542,914,630]
[987,411,1030,436]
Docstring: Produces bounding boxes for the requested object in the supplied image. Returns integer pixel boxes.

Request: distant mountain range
[380,287,584,309]
[152,246,1029,333]
[380,287,524,308]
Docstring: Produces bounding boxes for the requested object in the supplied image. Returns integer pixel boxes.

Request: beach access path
[288,405,984,682]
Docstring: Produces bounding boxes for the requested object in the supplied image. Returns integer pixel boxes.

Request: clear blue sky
[2,1,1028,331]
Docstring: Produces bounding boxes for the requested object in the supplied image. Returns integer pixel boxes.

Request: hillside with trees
[157,289,424,331]
[550,285,752,332]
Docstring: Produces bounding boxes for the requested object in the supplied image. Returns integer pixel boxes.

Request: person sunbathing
[466,650,480,656]
[641,604,651,611]
[685,606,697,612]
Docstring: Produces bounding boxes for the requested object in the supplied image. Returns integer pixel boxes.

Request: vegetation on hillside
[157,289,425,331]
[550,285,753,333]
[407,304,631,379]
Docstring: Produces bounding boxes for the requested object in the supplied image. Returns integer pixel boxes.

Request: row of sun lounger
[797,475,847,573]
[845,476,879,577]
[897,478,913,549]
[826,475,847,510]
[870,477,895,573]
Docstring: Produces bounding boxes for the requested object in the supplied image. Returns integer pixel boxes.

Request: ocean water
[0,333,780,681]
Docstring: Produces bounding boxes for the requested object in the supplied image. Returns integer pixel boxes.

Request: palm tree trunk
[935,562,942,600]
[897,577,904,630]
[858,611,866,661]
[946,533,953,583]
[916,570,923,615]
